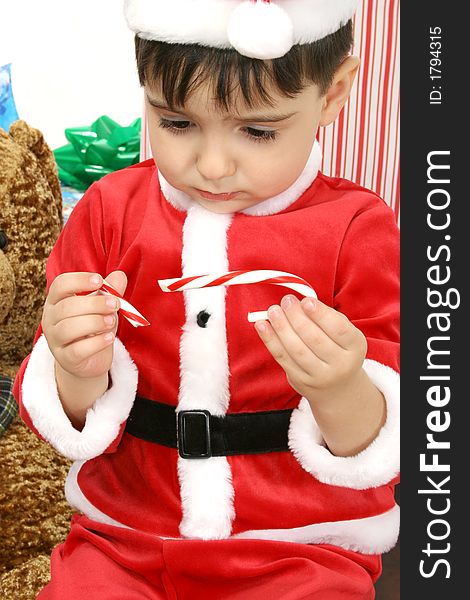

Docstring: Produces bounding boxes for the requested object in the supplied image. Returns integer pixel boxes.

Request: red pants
[37,514,380,599]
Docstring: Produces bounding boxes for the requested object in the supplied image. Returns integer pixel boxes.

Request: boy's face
[145,58,358,214]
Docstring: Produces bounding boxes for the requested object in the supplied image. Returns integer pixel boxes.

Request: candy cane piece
[99,282,150,327]
[158,270,317,322]
[77,280,150,328]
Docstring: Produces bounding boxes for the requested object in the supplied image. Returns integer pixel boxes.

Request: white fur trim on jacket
[125,0,358,59]
[65,457,399,553]
[176,205,236,539]
[158,140,322,217]
[288,359,400,489]
[65,459,399,553]
[65,460,133,529]
[22,335,138,461]
[234,504,400,555]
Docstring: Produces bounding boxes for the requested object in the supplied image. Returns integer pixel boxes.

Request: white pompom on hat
[227,1,293,59]
[124,0,359,60]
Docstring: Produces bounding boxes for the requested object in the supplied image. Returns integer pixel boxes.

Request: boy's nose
[196,145,236,181]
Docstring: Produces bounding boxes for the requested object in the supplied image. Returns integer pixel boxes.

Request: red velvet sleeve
[336,200,400,486]
[12,183,128,455]
[334,200,400,374]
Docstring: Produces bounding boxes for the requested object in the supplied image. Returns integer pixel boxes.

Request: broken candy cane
[77,280,150,328]
[157,270,317,322]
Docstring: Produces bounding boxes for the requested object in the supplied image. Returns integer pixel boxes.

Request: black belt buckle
[177,410,212,459]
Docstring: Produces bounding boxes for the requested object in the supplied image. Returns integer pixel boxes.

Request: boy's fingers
[55,331,115,369]
[255,319,324,379]
[300,298,358,349]
[263,304,325,374]
[47,272,103,306]
[104,270,128,297]
[54,314,116,348]
[52,295,120,328]
[280,295,341,362]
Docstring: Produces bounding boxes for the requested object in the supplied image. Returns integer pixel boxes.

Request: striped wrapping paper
[318,0,400,222]
[139,0,400,222]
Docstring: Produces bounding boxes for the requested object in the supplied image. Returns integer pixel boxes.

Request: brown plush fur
[0,121,72,599]
[0,120,62,365]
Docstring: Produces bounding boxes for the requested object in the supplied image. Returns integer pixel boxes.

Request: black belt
[125,396,293,459]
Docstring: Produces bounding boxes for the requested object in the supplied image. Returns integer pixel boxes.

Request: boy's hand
[254,295,367,404]
[41,271,127,380]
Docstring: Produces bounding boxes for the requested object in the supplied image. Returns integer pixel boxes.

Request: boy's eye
[159,118,193,133]
[244,127,278,143]
[158,118,278,143]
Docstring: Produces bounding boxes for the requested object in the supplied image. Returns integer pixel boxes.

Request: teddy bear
[0,120,73,599]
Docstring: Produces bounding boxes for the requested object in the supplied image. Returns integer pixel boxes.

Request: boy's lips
[196,189,240,201]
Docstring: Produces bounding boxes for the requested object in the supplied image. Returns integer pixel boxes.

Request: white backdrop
[0,0,142,150]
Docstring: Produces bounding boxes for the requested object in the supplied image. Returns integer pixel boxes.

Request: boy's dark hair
[135,21,353,111]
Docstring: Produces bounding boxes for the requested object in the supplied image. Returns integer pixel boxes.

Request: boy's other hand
[254,294,367,405]
[41,270,128,380]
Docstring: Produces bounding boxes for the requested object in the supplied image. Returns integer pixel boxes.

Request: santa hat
[124,0,359,60]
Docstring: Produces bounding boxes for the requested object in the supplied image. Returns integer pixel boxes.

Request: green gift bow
[54,116,142,191]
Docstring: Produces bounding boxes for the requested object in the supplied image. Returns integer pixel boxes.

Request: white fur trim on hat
[288,359,400,489]
[124,0,359,59]
[22,334,138,461]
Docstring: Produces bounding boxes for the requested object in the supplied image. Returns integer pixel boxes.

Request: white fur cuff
[22,335,138,460]
[288,359,400,489]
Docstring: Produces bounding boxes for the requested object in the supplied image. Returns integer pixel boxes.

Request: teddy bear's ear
[9,121,63,228]
[9,120,45,154]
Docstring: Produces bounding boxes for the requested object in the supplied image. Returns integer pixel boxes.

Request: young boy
[14,1,400,598]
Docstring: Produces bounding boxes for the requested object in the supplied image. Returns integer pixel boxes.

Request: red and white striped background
[140,0,400,221]
[318,0,400,221]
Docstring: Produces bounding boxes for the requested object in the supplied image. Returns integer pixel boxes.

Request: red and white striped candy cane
[77,280,150,328]
[158,270,317,322]
[99,282,150,327]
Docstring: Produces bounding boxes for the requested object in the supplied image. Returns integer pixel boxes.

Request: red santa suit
[13,141,400,599]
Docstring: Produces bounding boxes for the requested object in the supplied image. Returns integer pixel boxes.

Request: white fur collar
[158,140,322,216]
